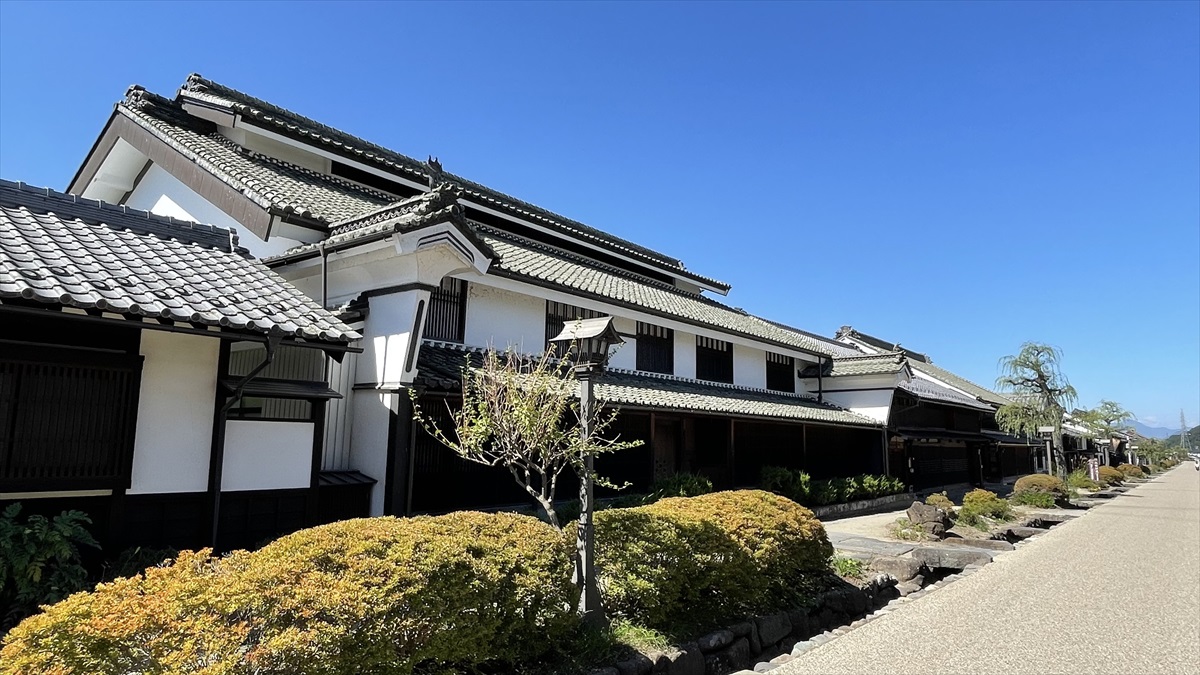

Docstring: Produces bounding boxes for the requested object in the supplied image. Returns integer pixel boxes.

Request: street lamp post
[550,316,623,628]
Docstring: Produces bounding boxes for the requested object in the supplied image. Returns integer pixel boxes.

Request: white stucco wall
[348,390,393,516]
[674,329,697,379]
[124,164,300,259]
[128,331,220,495]
[463,283,547,353]
[221,421,314,491]
[362,291,428,387]
[608,316,637,371]
[733,344,767,389]
[821,389,895,424]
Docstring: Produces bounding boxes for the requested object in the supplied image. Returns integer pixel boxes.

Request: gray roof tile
[0,180,360,343]
[801,352,908,378]
[415,341,878,427]
[899,377,993,411]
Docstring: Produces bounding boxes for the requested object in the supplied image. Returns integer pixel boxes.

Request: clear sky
[1,1,1197,429]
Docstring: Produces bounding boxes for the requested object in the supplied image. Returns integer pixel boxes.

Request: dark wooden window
[227,344,323,421]
[765,352,795,393]
[425,278,468,343]
[636,322,674,374]
[545,301,602,351]
[0,344,142,491]
[696,336,733,384]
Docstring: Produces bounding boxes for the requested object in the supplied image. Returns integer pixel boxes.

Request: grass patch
[831,555,865,579]
[889,517,930,542]
[1010,490,1056,509]
[1067,469,1100,491]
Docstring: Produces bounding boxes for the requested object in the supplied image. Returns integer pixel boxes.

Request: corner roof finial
[426,156,443,187]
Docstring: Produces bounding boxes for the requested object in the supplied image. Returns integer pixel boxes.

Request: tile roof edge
[0,179,243,254]
[178,74,734,289]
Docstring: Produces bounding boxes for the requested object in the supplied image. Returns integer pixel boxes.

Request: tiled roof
[899,376,993,411]
[122,88,392,224]
[480,228,861,359]
[800,352,908,378]
[415,342,879,427]
[836,326,1009,407]
[177,75,731,291]
[0,180,360,343]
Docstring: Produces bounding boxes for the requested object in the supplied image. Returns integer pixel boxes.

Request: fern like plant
[0,503,99,630]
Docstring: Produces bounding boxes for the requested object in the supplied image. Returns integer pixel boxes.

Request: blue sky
[1,1,1197,429]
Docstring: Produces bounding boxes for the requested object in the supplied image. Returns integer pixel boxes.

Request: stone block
[938,537,1014,552]
[615,653,654,675]
[755,612,792,646]
[666,643,705,675]
[698,630,735,653]
[868,556,924,583]
[705,637,750,675]
[787,608,812,639]
[912,545,994,569]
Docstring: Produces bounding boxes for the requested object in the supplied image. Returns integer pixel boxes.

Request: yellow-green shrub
[958,488,1013,529]
[1099,465,1124,486]
[925,491,955,512]
[1013,474,1068,501]
[1117,463,1144,478]
[1,512,576,675]
[592,490,831,631]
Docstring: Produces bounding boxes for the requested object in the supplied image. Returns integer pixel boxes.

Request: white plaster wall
[128,331,219,495]
[361,291,428,386]
[464,283,547,353]
[124,164,300,259]
[674,330,697,379]
[821,389,895,424]
[608,316,637,371]
[733,344,767,389]
[348,390,392,516]
[222,421,314,491]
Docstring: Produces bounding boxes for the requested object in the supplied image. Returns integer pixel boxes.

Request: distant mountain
[1165,425,1200,449]
[1131,421,1178,439]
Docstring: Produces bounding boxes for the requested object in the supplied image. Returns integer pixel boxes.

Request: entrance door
[653,418,682,481]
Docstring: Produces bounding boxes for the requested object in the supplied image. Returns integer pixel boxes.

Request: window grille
[636,322,674,374]
[696,336,733,383]
[766,352,795,393]
[425,278,468,343]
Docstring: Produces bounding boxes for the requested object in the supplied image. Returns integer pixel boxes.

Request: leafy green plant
[925,491,955,513]
[1010,490,1056,508]
[0,503,99,631]
[761,468,907,507]
[1067,469,1100,491]
[958,489,1014,530]
[889,517,929,542]
[831,555,865,579]
[646,472,713,502]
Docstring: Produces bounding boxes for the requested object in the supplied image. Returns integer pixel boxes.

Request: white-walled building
[65,75,891,521]
[0,180,363,551]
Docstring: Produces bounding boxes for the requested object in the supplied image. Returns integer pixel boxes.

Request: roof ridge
[177,75,731,285]
[0,179,240,253]
[752,316,862,354]
[832,351,905,361]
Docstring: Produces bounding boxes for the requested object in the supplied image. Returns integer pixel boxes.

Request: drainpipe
[816,356,824,403]
[320,242,329,310]
[209,335,282,548]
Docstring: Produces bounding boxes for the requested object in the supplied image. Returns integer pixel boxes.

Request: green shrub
[0,504,99,631]
[1013,474,1068,499]
[1067,469,1100,491]
[1,512,576,675]
[1010,490,1056,508]
[760,468,905,506]
[958,489,1013,530]
[1099,465,1124,486]
[1117,463,1145,479]
[760,466,811,504]
[831,555,865,579]
[925,491,955,512]
[593,490,831,631]
[646,472,713,501]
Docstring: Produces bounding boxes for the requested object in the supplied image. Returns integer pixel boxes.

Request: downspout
[209,335,282,548]
[320,242,329,310]
[816,356,824,404]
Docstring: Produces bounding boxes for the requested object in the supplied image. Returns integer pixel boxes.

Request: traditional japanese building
[64,74,887,519]
[0,180,362,552]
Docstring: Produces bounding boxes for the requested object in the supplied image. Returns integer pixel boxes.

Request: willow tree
[411,346,640,530]
[994,343,1077,478]
[1079,400,1135,463]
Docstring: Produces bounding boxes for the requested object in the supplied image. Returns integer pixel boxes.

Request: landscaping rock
[616,653,654,675]
[896,580,922,596]
[938,537,1015,552]
[752,662,778,673]
[590,669,620,675]
[791,640,816,655]
[662,643,704,675]
[912,545,994,569]
[729,622,752,638]
[869,556,924,583]
[1006,526,1044,539]
[787,608,812,639]
[698,630,735,653]
[755,612,792,646]
[907,501,952,538]
[705,637,750,675]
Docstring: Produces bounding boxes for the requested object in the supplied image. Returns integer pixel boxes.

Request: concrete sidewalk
[775,466,1200,675]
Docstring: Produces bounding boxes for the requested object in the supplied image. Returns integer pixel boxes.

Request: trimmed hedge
[1013,474,1068,501]
[1099,465,1125,486]
[761,467,906,506]
[1,512,576,675]
[1117,463,1145,478]
[593,490,832,631]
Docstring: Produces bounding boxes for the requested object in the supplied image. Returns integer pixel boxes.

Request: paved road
[777,466,1200,675]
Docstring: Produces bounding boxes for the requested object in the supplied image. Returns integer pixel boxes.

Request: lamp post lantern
[550,316,623,628]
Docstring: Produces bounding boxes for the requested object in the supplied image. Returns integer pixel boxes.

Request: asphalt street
[776,465,1200,675]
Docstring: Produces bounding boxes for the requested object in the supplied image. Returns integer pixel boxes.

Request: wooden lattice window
[765,352,795,393]
[696,336,733,384]
[636,322,674,375]
[545,301,602,351]
[425,278,468,343]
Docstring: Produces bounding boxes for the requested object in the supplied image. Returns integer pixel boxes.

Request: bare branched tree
[411,346,641,530]
[995,342,1077,478]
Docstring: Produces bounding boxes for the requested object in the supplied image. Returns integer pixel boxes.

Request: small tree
[995,342,1077,479]
[412,346,640,530]
[1077,400,1135,463]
